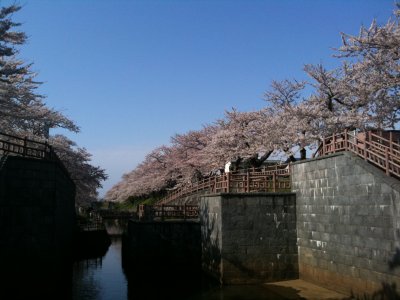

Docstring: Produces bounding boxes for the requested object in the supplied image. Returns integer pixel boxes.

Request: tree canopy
[0,5,107,205]
[105,6,400,203]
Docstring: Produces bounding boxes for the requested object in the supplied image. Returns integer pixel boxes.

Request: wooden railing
[0,131,72,179]
[316,130,400,178]
[96,209,136,219]
[138,204,199,221]
[158,164,291,205]
[0,132,57,161]
[77,214,105,231]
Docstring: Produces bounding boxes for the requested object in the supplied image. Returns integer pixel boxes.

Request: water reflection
[104,219,128,236]
[73,237,127,300]
[72,258,102,300]
[72,219,286,300]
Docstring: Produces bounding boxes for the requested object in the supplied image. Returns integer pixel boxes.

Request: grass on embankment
[101,193,164,212]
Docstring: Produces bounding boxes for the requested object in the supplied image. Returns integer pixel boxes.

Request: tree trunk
[300,148,306,160]
[247,150,274,168]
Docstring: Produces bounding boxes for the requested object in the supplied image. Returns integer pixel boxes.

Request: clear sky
[6,0,395,197]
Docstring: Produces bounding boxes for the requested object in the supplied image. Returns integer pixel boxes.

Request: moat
[71,221,288,300]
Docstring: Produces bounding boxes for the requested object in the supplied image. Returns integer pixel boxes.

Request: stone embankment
[292,152,400,296]
[125,151,400,297]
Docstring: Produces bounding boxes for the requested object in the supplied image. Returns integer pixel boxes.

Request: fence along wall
[159,164,291,205]
[292,152,400,296]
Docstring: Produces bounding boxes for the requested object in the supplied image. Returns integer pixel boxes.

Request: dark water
[72,237,127,300]
[72,237,286,300]
[71,220,286,300]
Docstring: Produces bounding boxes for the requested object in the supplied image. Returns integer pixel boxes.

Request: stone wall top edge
[293,151,400,192]
[7,155,55,165]
[291,152,345,166]
[345,152,400,191]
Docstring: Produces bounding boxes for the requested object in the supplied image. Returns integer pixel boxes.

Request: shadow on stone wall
[200,200,222,281]
[344,248,400,300]
[201,194,298,284]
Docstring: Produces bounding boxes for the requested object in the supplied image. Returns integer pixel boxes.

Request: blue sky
[7,0,395,197]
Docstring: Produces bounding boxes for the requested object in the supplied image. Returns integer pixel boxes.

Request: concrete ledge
[264,279,348,299]
[291,152,345,166]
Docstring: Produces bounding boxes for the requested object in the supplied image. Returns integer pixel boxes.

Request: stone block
[352,235,366,248]
[316,159,327,169]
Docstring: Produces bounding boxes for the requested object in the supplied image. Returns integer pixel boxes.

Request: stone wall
[292,152,400,295]
[0,156,76,278]
[200,193,298,284]
[169,190,210,205]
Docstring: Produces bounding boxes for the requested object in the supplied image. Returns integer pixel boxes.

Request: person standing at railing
[224,161,231,173]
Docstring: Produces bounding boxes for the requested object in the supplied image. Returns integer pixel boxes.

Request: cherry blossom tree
[106,5,400,202]
[304,7,400,132]
[105,146,174,202]
[169,125,219,180]
[105,126,219,202]
[0,5,106,205]
[0,5,78,135]
[262,80,310,160]
[204,109,273,168]
[49,135,107,205]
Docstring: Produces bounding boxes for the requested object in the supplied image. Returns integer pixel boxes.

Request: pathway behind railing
[316,130,400,178]
[158,164,291,205]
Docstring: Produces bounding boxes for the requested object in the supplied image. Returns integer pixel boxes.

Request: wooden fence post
[23,137,27,156]
[44,141,48,159]
[246,170,250,193]
[385,148,390,176]
[161,205,165,221]
[226,172,230,193]
[332,133,336,153]
[273,173,276,192]
[344,129,348,150]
